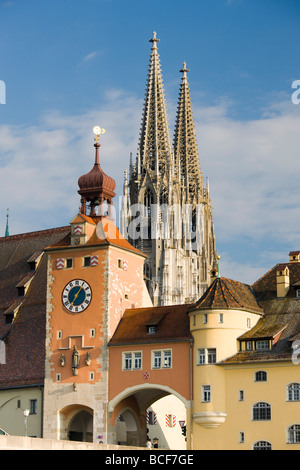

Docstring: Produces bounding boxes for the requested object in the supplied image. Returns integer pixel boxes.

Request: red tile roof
[0,226,70,388]
[189,277,263,314]
[109,304,192,346]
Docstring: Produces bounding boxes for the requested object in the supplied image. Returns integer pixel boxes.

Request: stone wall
[0,435,145,450]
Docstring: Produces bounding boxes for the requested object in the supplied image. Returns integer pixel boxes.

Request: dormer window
[5,313,14,325]
[147,326,156,334]
[27,250,42,271]
[144,311,166,335]
[255,340,270,350]
[17,286,25,297]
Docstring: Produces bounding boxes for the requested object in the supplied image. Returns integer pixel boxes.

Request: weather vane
[93,126,105,143]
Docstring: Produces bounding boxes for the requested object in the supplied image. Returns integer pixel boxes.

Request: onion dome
[78,135,116,216]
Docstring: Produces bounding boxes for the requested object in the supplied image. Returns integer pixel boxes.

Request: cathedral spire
[173,62,202,203]
[5,209,9,237]
[138,32,173,178]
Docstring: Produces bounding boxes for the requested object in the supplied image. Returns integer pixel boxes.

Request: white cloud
[1,89,299,286]
[78,50,102,66]
[0,89,142,235]
[196,100,300,244]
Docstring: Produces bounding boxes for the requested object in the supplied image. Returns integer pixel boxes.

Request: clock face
[62,279,92,313]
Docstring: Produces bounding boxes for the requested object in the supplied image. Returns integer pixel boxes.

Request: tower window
[252,402,271,421]
[255,370,267,382]
[202,385,211,402]
[83,256,91,267]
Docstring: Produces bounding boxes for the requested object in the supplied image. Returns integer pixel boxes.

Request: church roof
[190,277,263,315]
[108,304,192,346]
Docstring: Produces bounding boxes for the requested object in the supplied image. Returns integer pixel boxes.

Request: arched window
[144,188,154,216]
[253,440,272,450]
[255,371,267,382]
[287,424,300,444]
[144,188,154,239]
[159,187,168,206]
[287,383,300,401]
[252,402,271,421]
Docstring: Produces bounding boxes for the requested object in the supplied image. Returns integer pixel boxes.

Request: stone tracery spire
[137,31,173,178]
[173,62,203,203]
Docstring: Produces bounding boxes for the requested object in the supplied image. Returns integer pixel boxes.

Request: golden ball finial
[93,126,106,142]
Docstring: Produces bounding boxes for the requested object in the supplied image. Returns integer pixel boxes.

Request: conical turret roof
[78,142,116,199]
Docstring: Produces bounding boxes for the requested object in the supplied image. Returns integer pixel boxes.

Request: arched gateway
[109,385,190,448]
[108,304,193,448]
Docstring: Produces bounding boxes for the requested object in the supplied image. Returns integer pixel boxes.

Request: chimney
[289,251,300,263]
[276,266,290,298]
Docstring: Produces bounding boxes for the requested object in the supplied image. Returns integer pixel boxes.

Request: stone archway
[59,406,94,442]
[116,409,141,446]
[68,409,93,442]
[109,384,190,448]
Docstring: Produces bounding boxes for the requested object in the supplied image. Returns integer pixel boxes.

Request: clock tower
[42,130,151,443]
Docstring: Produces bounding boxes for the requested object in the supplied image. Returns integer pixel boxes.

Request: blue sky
[0,0,300,284]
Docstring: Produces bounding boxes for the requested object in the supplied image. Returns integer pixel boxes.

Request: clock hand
[70,285,84,306]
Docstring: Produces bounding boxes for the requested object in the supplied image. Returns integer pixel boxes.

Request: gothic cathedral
[121,32,216,306]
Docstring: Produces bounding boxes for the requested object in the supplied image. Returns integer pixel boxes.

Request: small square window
[147,326,156,334]
[84,257,91,267]
[90,329,95,338]
[5,313,14,325]
[66,258,73,269]
[124,353,132,370]
[202,385,211,402]
[256,340,269,350]
[17,286,25,297]
[198,349,205,365]
[30,399,37,415]
[134,352,142,369]
[163,350,171,368]
[207,348,216,364]
[153,351,161,369]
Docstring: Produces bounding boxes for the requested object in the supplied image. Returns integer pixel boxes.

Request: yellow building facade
[189,264,300,450]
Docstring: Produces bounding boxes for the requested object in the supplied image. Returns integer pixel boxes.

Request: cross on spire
[180,62,190,82]
[149,31,160,49]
